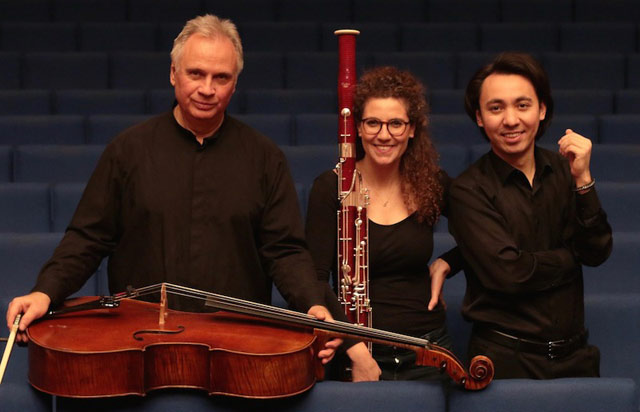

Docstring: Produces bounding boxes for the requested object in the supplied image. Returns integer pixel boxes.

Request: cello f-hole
[132,325,185,341]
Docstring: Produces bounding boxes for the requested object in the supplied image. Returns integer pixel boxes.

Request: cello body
[27,297,324,398]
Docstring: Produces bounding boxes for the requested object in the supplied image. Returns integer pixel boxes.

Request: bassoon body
[334,29,371,329]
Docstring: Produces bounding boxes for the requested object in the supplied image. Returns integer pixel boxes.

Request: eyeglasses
[361,118,410,137]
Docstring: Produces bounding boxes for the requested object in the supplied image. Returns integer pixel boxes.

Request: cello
[26,283,493,398]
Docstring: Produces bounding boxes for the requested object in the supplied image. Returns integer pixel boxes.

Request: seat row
[2,0,640,24]
[3,21,640,54]
[3,113,640,147]
[3,52,640,91]
[3,89,640,117]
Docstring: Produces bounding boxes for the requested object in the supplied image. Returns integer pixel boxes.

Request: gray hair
[171,14,244,75]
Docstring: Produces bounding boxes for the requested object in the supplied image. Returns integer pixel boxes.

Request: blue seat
[24,52,109,89]
[428,0,500,23]
[245,89,335,114]
[321,23,399,53]
[233,114,292,146]
[628,54,640,89]
[79,22,156,52]
[0,183,50,232]
[0,115,84,144]
[240,22,320,52]
[575,0,640,22]
[583,232,640,295]
[480,23,559,52]
[372,52,456,90]
[147,89,176,114]
[501,0,573,22]
[0,52,20,89]
[293,114,335,146]
[540,115,598,144]
[455,52,497,89]
[51,182,86,232]
[1,22,76,52]
[599,115,640,144]
[542,53,625,90]
[615,90,640,114]
[239,52,285,90]
[0,145,10,182]
[438,144,470,179]
[86,115,151,144]
[0,90,51,115]
[280,145,337,190]
[285,52,338,90]
[278,0,351,22]
[589,144,640,182]
[430,90,465,114]
[553,90,613,116]
[128,0,203,22]
[110,52,171,89]
[203,0,277,22]
[0,0,51,22]
[353,0,426,22]
[586,294,640,399]
[560,23,636,53]
[449,378,638,412]
[0,380,51,412]
[596,182,640,232]
[55,90,146,115]
[430,114,482,146]
[13,145,104,183]
[401,23,478,53]
[53,0,127,22]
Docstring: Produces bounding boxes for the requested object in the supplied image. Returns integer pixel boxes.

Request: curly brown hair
[353,66,443,225]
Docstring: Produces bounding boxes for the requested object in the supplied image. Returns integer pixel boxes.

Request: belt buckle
[547,339,566,360]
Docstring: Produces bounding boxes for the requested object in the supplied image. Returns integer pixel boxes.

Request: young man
[449,52,612,379]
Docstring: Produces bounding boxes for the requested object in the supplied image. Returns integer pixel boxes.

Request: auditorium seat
[79,22,156,52]
[430,89,465,114]
[0,183,50,232]
[1,22,76,52]
[0,0,51,22]
[438,144,470,178]
[321,23,399,53]
[583,232,640,295]
[553,90,613,116]
[13,145,104,183]
[55,90,146,115]
[0,52,20,89]
[239,52,285,90]
[86,114,150,144]
[128,0,203,22]
[542,53,625,90]
[501,0,573,22]
[279,0,350,22]
[0,90,51,115]
[110,52,171,90]
[53,0,127,22]
[51,182,85,232]
[540,115,598,144]
[234,114,292,146]
[280,145,336,190]
[0,380,51,412]
[480,23,559,53]
[353,0,426,22]
[0,145,10,182]
[24,52,109,89]
[0,115,84,145]
[156,22,183,52]
[203,0,277,23]
[148,89,177,114]
[598,115,640,144]
[245,89,335,114]
[615,90,640,114]
[589,144,640,182]
[455,52,497,89]
[427,0,500,23]
[560,23,637,53]
[574,0,640,22]
[430,114,482,146]
[628,54,640,89]
[596,182,640,232]
[240,22,320,52]
[372,52,456,90]
[401,23,478,53]
[293,113,334,146]
[449,378,638,412]
[285,52,340,90]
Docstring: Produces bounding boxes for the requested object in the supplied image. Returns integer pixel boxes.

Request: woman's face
[357,97,415,168]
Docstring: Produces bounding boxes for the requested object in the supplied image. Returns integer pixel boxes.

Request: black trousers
[468,331,600,379]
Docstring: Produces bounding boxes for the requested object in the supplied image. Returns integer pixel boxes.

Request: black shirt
[448,147,612,341]
[33,111,326,313]
[306,169,461,337]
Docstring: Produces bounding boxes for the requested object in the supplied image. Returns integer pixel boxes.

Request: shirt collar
[488,146,554,185]
[170,108,227,149]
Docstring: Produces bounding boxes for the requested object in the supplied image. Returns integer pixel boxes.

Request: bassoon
[334,29,371,330]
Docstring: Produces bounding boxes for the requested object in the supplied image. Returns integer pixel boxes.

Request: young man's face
[476,73,546,164]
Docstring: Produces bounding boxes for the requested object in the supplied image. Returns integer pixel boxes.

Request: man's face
[170,34,238,131]
[476,73,546,164]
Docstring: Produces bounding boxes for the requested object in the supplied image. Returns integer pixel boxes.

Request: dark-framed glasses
[361,118,410,137]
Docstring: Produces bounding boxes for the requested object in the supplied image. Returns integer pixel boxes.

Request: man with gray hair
[6,15,370,371]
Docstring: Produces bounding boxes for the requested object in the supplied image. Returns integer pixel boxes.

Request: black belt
[474,327,588,360]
